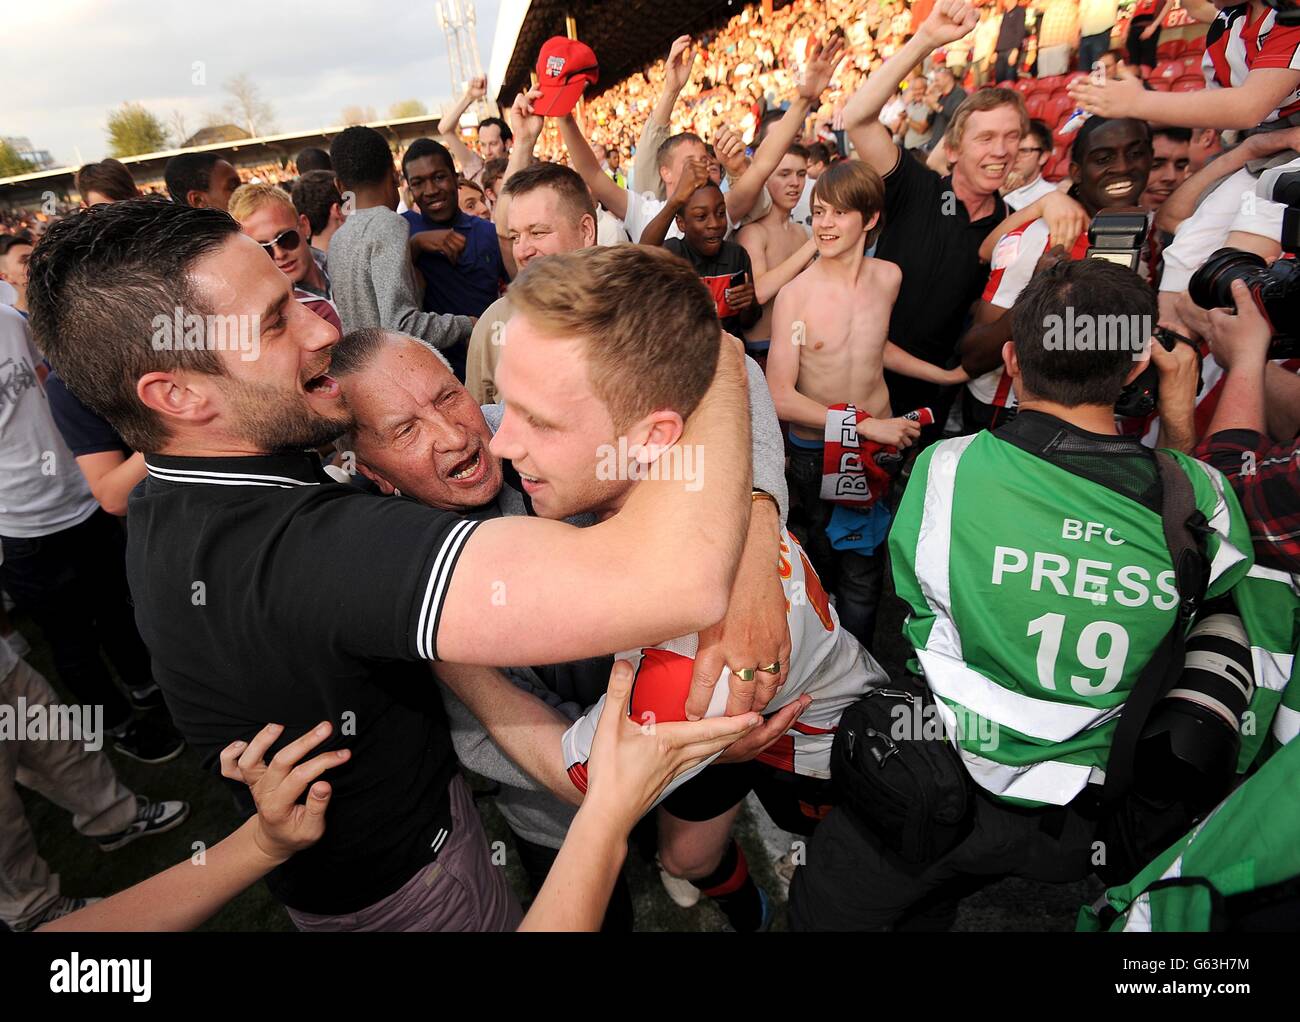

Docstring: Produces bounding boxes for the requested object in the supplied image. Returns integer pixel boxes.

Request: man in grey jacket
[327,126,473,357]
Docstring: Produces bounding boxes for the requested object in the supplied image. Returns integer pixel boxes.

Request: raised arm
[437,338,752,666]
[439,76,487,181]
[843,0,979,176]
[493,89,544,280]
[639,156,711,248]
[43,723,346,932]
[725,35,845,223]
[558,113,629,221]
[713,126,773,227]
[630,35,697,201]
[1069,65,1300,132]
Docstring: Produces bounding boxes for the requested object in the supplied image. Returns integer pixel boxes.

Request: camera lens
[1136,612,1255,809]
[1188,248,1269,310]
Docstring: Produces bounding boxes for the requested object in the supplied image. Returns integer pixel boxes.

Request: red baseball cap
[534,37,599,117]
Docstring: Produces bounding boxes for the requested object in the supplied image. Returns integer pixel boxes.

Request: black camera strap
[1100,451,1210,803]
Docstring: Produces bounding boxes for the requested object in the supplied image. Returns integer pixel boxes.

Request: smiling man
[736,147,817,364]
[957,115,1154,430]
[229,183,339,332]
[400,138,508,381]
[1141,127,1192,212]
[841,0,1031,422]
[27,196,757,932]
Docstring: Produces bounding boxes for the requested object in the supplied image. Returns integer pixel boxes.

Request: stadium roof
[489,0,754,107]
[0,114,445,205]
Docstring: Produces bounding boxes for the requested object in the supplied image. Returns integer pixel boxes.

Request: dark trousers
[510,829,635,932]
[994,49,1019,83]
[788,791,1099,931]
[1126,16,1159,70]
[1078,29,1113,72]
[0,510,150,730]
[786,447,884,653]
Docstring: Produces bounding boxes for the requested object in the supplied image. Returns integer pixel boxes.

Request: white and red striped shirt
[967,221,1091,409]
[1202,4,1300,124]
[561,528,885,796]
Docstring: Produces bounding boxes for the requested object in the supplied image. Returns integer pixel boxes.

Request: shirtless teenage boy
[766,160,967,648]
[736,147,817,364]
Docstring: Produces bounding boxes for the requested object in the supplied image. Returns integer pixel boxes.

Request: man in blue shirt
[401,138,508,379]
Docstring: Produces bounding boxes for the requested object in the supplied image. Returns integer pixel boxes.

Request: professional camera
[1136,608,1256,811]
[1114,325,1202,419]
[1188,167,1300,358]
[1085,208,1149,273]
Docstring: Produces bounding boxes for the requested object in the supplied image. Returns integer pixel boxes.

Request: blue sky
[5,0,504,165]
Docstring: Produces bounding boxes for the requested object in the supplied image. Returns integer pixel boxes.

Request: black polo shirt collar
[144,451,332,489]
[938,173,1005,229]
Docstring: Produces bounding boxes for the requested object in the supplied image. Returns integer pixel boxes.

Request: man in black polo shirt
[842,0,1037,422]
[26,197,755,931]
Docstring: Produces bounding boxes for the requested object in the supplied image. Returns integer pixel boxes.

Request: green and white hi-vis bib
[1080,735,1300,932]
[889,433,1260,808]
[1229,563,1300,766]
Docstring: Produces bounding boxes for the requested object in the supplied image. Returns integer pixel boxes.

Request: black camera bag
[830,674,973,863]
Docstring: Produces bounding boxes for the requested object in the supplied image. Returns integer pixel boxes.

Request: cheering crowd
[2,0,1299,933]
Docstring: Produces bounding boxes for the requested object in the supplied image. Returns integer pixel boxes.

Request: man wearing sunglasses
[230,183,341,333]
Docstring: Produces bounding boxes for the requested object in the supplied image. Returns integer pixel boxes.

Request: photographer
[1182,280,1300,574]
[790,259,1277,931]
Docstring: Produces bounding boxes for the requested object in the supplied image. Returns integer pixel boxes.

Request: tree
[389,98,428,119]
[223,72,276,137]
[106,102,170,157]
[340,105,377,126]
[0,140,34,177]
[166,108,191,148]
